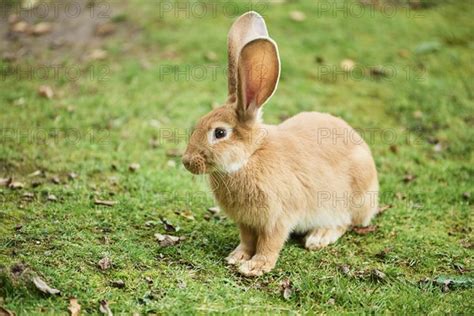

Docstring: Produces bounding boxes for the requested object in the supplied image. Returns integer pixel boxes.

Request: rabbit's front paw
[226,246,252,265]
[238,255,275,277]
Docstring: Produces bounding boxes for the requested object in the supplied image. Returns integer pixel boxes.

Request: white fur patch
[223,159,248,173]
[256,108,263,123]
[293,208,351,234]
[217,146,248,174]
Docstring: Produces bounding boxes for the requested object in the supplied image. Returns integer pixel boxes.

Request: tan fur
[182,12,379,277]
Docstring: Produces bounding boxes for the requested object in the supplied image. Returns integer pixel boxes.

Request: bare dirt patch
[0,0,136,64]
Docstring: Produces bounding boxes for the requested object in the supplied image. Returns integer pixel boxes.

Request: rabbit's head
[182,12,280,175]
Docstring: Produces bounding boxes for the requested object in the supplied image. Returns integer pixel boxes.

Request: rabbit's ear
[227,11,269,101]
[236,37,280,122]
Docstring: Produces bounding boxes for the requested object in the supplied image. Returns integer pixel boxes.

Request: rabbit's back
[272,111,379,230]
[279,112,366,151]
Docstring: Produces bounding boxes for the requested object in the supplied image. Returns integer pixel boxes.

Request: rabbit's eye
[214,128,227,139]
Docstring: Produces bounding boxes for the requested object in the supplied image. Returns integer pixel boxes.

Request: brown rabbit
[182,11,379,276]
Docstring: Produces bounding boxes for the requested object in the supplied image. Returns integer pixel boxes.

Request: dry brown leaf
[403,174,416,183]
[22,192,34,200]
[395,192,405,200]
[378,204,392,214]
[154,233,185,247]
[144,220,156,227]
[51,176,61,184]
[375,247,392,260]
[11,21,29,33]
[413,110,423,119]
[38,85,54,99]
[178,280,187,289]
[280,278,292,300]
[205,51,218,62]
[166,148,183,158]
[95,23,116,36]
[88,49,108,61]
[94,199,117,207]
[353,225,377,235]
[289,10,306,22]
[0,177,12,186]
[340,265,350,275]
[108,176,119,186]
[31,180,42,188]
[207,206,220,214]
[340,59,355,72]
[149,138,160,148]
[371,269,386,281]
[161,219,178,232]
[32,22,53,36]
[32,276,60,295]
[128,163,140,172]
[0,306,15,316]
[11,263,25,278]
[180,210,195,221]
[460,239,472,249]
[453,263,467,274]
[433,143,443,153]
[27,170,42,177]
[144,276,153,284]
[110,280,125,289]
[369,66,388,78]
[47,194,58,202]
[8,181,24,190]
[68,297,81,316]
[99,300,112,316]
[98,257,112,270]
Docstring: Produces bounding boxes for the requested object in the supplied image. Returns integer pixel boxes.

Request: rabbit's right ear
[227,12,280,123]
[227,11,269,102]
[236,38,280,122]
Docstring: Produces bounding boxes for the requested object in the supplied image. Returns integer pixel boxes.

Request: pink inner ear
[245,83,256,109]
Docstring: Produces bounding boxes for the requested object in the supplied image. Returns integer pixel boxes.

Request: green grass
[1,0,473,314]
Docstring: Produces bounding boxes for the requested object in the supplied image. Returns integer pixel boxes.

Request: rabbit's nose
[182,155,192,170]
[182,154,206,174]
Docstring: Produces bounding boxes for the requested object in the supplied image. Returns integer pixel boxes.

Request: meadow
[0,0,473,314]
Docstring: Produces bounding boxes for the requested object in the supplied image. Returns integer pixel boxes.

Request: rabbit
[182,11,379,276]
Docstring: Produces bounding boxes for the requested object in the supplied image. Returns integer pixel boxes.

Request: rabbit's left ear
[236,37,280,122]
